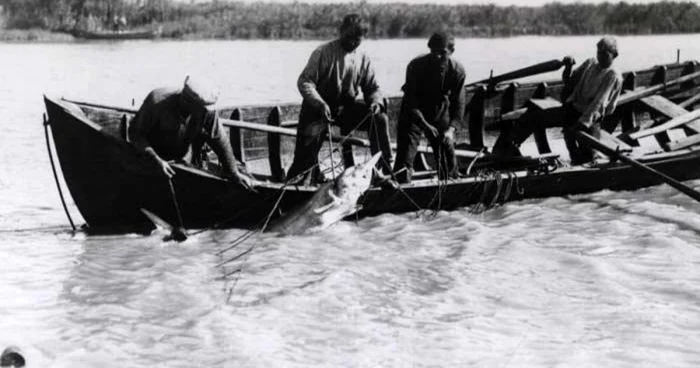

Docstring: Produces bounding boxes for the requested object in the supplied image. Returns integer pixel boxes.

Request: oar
[575,130,700,202]
[466,59,565,87]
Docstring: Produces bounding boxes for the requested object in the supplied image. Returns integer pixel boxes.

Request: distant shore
[0,29,75,42]
[3,1,700,43]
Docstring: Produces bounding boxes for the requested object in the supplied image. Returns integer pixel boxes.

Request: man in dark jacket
[128,76,254,189]
[393,32,467,183]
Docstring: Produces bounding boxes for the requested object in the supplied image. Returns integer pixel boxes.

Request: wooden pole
[628,109,700,140]
[576,131,700,203]
[219,117,485,159]
[617,70,700,106]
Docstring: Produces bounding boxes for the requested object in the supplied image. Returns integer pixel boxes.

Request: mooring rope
[43,114,76,232]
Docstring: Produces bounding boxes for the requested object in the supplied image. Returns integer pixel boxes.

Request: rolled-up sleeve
[203,111,238,177]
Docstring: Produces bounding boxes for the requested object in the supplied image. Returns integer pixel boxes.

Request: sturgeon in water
[268,153,382,235]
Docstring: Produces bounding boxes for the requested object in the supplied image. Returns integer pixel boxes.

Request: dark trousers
[393,114,457,183]
[493,102,593,163]
[286,101,392,184]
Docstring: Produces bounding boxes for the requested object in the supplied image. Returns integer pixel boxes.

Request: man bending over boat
[286,13,394,186]
[492,36,623,165]
[127,76,255,189]
[393,32,466,183]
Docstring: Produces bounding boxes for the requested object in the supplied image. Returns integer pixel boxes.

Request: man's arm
[562,58,592,102]
[204,113,255,189]
[448,64,467,128]
[359,55,383,109]
[298,47,327,110]
[128,93,175,177]
[403,60,438,139]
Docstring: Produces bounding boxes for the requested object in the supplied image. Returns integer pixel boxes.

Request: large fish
[268,153,382,235]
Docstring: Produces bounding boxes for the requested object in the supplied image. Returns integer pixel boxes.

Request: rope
[167,178,185,229]
[327,120,336,180]
[43,114,76,232]
[218,111,380,302]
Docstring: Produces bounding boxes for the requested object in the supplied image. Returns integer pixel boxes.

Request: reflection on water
[2,35,700,366]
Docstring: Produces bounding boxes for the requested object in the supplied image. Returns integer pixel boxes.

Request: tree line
[2,0,700,38]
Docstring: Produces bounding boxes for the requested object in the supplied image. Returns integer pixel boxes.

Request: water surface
[2,35,700,367]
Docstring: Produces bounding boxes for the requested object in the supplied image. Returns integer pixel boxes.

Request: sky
[185,0,699,7]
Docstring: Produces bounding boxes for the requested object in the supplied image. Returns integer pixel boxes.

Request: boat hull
[44,59,700,233]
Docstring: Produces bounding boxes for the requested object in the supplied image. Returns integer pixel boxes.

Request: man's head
[428,32,455,63]
[180,76,218,113]
[0,346,25,368]
[339,14,368,52]
[596,36,618,68]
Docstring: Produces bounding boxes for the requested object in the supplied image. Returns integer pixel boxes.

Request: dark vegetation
[2,0,700,40]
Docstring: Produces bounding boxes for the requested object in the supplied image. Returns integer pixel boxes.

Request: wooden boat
[44,60,700,234]
[71,28,160,40]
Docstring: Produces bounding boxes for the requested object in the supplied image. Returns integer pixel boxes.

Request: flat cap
[182,76,218,106]
[597,36,618,58]
[428,32,454,50]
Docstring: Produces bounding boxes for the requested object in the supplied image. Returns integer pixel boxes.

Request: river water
[2,35,700,367]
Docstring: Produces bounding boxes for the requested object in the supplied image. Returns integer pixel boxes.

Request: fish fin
[313,201,336,214]
[313,189,343,214]
[140,208,172,231]
[328,189,342,202]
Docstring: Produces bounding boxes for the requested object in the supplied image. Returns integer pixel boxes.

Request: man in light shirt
[493,37,623,165]
[562,36,623,164]
[286,14,393,185]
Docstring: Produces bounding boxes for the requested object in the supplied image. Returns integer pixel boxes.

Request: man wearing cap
[393,32,466,183]
[286,13,393,185]
[128,77,255,189]
[493,36,622,164]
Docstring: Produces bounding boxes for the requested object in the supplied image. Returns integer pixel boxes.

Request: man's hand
[562,56,576,67]
[442,126,456,146]
[230,171,257,192]
[423,122,439,140]
[156,157,176,178]
[369,102,382,115]
[321,103,334,123]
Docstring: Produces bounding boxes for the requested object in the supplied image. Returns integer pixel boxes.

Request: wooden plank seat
[627,109,700,141]
[639,94,690,119]
[638,95,700,133]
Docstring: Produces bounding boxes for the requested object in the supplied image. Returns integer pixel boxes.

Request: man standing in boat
[127,76,255,190]
[393,32,466,183]
[286,13,394,185]
[493,37,623,164]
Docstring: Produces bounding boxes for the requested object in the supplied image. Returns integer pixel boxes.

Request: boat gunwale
[53,94,700,192]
